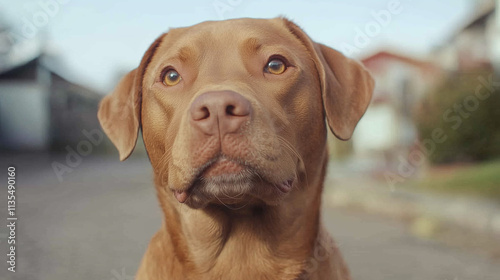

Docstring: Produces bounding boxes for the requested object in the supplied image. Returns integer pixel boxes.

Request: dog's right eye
[265,57,287,75]
[162,69,182,86]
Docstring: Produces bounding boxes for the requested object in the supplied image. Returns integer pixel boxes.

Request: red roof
[361,51,437,72]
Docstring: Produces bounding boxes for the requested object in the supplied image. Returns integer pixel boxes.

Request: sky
[0,0,476,92]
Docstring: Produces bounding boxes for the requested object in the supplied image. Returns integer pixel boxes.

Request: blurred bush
[415,70,500,164]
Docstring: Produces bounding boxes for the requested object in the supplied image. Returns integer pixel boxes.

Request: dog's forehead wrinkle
[176,46,198,62]
[242,37,263,52]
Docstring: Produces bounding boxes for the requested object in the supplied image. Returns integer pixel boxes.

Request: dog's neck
[179,199,320,277]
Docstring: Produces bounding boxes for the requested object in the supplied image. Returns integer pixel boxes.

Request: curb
[324,177,500,236]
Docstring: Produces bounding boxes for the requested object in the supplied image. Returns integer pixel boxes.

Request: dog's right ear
[280,18,374,141]
[98,33,165,161]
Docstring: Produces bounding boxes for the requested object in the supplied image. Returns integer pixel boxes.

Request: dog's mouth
[172,156,248,203]
[171,155,294,205]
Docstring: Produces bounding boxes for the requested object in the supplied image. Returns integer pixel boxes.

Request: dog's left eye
[265,58,287,75]
[162,69,182,86]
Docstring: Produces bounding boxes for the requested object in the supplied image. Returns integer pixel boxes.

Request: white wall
[0,82,50,150]
[352,58,430,156]
[353,104,398,154]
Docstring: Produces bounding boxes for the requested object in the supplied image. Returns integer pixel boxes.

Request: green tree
[415,71,500,164]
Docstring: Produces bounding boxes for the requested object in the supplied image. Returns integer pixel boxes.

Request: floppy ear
[98,33,165,161]
[282,19,375,140]
[98,69,140,161]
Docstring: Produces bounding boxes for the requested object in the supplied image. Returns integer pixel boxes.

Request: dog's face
[98,18,374,209]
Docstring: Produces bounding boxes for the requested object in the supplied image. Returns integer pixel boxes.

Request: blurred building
[351,51,441,159]
[0,21,103,151]
[434,0,500,72]
[331,0,500,163]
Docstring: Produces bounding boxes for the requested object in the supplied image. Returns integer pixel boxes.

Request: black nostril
[200,107,210,120]
[225,102,251,117]
[226,105,235,116]
[192,106,210,121]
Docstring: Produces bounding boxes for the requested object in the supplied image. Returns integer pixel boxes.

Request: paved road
[1,153,499,280]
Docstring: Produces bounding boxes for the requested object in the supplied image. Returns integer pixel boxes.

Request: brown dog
[98,17,374,280]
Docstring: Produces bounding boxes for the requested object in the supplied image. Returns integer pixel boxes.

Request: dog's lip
[275,178,294,193]
[171,156,295,203]
[202,158,245,178]
[172,179,295,204]
[173,190,189,203]
[171,156,248,203]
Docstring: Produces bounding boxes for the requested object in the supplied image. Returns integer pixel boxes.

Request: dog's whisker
[276,136,309,190]
[157,147,174,187]
[277,136,302,160]
[213,193,249,211]
[220,187,245,199]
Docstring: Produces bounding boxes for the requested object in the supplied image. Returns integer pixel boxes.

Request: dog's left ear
[282,19,375,140]
[98,33,165,161]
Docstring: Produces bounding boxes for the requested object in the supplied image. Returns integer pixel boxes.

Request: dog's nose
[190,91,252,136]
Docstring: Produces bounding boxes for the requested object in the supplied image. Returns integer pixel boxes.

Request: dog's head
[98,18,374,209]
